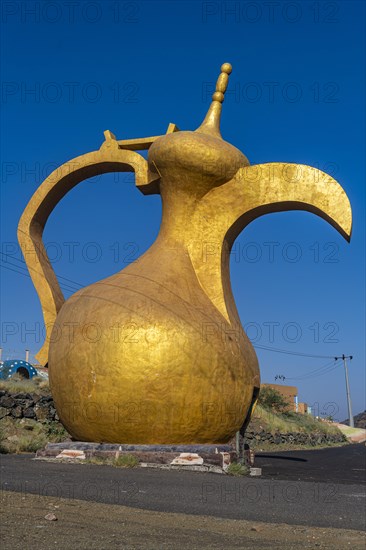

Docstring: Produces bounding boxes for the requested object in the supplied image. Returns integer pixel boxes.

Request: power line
[0,257,80,294]
[0,263,77,294]
[286,359,343,381]
[1,252,83,288]
[287,358,336,378]
[1,256,80,291]
[253,343,335,359]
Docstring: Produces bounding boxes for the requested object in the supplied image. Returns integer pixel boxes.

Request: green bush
[0,417,69,454]
[0,374,49,394]
[85,454,139,468]
[258,386,290,414]
[113,454,139,468]
[227,462,249,476]
[46,422,69,442]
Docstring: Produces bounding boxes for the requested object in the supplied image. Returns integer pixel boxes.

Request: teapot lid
[195,62,233,139]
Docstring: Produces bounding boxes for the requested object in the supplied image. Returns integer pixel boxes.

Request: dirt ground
[1,491,365,549]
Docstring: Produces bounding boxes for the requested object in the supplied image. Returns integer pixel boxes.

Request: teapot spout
[187,162,352,323]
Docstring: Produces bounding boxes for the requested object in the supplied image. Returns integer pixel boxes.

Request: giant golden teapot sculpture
[18,64,352,444]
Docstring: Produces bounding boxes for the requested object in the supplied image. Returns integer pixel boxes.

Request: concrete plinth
[35,442,237,473]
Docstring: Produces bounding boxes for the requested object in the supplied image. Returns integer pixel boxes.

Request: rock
[13,393,29,400]
[40,396,53,403]
[0,406,10,419]
[34,403,50,422]
[29,393,42,403]
[16,399,34,409]
[0,395,15,408]
[11,406,23,418]
[44,513,58,521]
[23,422,34,430]
[23,407,36,419]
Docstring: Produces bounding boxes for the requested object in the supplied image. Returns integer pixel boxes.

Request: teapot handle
[17,139,159,366]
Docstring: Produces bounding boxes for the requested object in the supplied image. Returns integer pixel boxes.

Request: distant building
[297,402,308,414]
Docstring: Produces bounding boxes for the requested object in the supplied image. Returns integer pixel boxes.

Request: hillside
[250,404,341,435]
[242,404,346,450]
[342,411,366,429]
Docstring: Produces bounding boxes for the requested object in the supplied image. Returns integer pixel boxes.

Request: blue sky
[1,0,365,421]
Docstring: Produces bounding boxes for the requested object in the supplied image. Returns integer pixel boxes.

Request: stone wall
[244,429,347,447]
[0,389,58,423]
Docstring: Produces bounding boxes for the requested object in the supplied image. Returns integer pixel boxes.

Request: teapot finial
[196,62,232,138]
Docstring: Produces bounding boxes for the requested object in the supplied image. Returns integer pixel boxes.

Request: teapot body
[48,241,259,443]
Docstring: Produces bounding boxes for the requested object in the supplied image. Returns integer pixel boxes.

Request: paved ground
[2,491,365,549]
[1,444,365,533]
[255,443,366,484]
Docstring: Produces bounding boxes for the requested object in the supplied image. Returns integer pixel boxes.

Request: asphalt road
[255,443,366,484]
[1,444,365,531]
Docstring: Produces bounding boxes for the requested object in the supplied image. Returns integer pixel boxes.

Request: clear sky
[1,0,365,422]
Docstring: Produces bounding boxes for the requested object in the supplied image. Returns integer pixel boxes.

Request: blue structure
[0,360,38,380]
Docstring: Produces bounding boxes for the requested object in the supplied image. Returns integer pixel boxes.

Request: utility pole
[335,355,354,428]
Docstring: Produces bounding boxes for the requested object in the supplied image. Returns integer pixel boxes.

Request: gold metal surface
[18,63,352,444]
